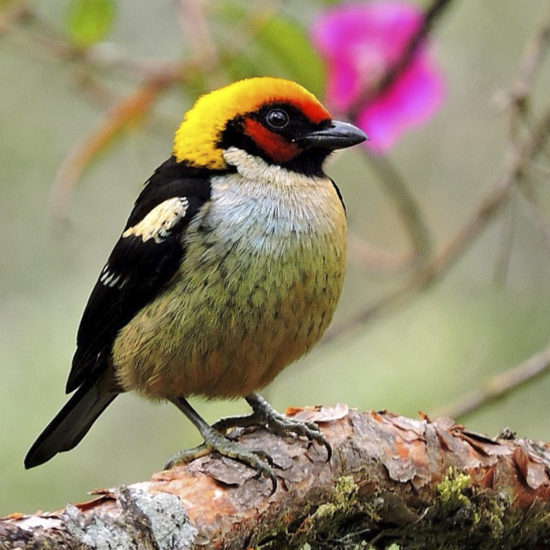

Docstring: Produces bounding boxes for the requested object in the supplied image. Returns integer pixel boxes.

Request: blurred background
[2,0,550,516]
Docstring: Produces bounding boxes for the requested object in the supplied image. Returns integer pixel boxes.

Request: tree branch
[361,151,433,265]
[3,406,550,549]
[433,342,550,420]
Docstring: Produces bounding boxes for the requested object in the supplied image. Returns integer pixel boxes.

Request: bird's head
[173,77,366,175]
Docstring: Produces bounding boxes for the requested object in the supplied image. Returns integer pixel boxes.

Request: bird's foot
[215,393,332,461]
[168,396,278,492]
[164,425,277,493]
[249,394,332,461]
[164,444,211,468]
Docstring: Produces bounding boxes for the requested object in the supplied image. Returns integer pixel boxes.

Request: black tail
[25,380,117,469]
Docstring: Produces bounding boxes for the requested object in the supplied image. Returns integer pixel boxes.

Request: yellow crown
[173,77,330,169]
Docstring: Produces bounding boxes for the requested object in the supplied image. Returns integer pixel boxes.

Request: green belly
[111,226,345,399]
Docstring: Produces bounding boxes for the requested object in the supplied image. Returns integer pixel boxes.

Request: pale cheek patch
[123,197,189,244]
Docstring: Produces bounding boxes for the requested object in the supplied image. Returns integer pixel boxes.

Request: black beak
[296,120,367,150]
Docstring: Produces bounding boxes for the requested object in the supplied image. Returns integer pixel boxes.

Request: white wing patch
[123,197,189,244]
[99,265,127,289]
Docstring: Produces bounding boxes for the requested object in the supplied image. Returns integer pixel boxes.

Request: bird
[25,77,366,487]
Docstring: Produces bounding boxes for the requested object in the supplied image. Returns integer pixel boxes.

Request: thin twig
[49,70,182,220]
[324,105,550,345]
[343,0,454,268]
[432,342,550,419]
[348,0,455,119]
[501,4,550,116]
[42,3,281,218]
[326,5,550,344]
[488,5,550,283]
[519,180,550,256]
[492,194,516,285]
[362,150,433,263]
[347,231,414,275]
[0,0,29,34]
[178,0,219,72]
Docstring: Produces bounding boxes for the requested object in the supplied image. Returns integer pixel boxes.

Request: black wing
[65,158,219,393]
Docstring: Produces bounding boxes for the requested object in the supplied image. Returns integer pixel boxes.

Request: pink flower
[312,1,445,152]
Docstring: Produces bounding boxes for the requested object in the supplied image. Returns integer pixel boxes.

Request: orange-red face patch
[243,118,301,164]
[289,98,331,125]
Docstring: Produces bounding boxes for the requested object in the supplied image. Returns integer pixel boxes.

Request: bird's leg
[214,393,331,461]
[164,397,277,491]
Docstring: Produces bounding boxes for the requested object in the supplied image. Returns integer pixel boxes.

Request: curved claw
[164,433,278,494]
[280,417,332,462]
[252,464,278,495]
[295,420,332,461]
[245,394,332,462]
[222,445,277,492]
[312,430,332,462]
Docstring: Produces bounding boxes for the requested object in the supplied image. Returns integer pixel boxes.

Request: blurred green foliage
[255,16,325,96]
[66,0,116,47]
[2,0,550,521]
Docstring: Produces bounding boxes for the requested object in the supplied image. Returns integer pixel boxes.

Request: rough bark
[2,405,550,549]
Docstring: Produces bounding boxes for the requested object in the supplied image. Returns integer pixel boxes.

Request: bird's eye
[266,108,289,129]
